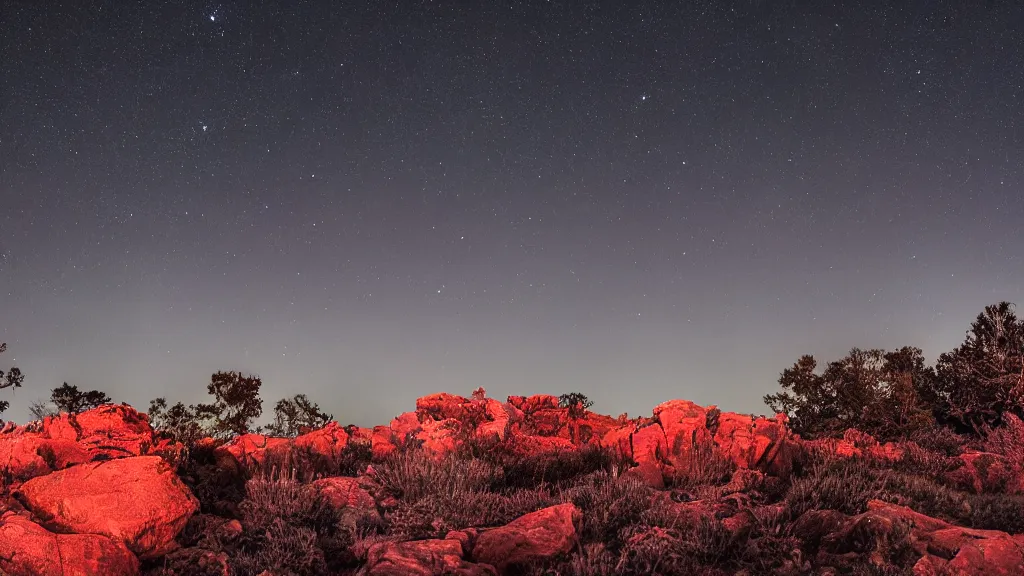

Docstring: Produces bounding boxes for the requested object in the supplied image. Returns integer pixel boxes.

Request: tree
[765,347,935,441]
[147,398,207,446]
[933,302,1024,433]
[194,371,264,439]
[558,392,594,420]
[50,382,111,414]
[261,393,332,437]
[0,342,24,416]
[28,399,57,421]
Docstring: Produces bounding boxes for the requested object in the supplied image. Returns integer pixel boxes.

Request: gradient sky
[1,0,1022,427]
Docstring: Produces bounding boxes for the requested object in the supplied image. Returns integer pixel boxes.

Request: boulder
[371,425,398,460]
[365,539,497,576]
[416,393,472,421]
[472,503,581,571]
[0,512,140,576]
[13,455,198,559]
[312,476,377,515]
[214,433,291,473]
[292,421,349,466]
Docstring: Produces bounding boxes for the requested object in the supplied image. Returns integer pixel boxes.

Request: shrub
[371,449,501,503]
[233,467,342,576]
[787,457,891,518]
[666,434,735,490]
[500,443,615,490]
[558,470,654,547]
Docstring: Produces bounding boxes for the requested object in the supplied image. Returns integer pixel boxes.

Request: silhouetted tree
[0,342,24,416]
[261,393,332,437]
[50,382,111,414]
[147,398,208,446]
[932,302,1024,433]
[559,392,594,420]
[194,371,264,439]
[765,347,935,441]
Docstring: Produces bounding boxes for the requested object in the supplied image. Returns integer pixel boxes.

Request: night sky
[1,1,1022,427]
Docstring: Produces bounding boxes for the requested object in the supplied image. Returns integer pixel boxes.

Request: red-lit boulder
[214,433,291,473]
[507,394,560,414]
[472,503,581,571]
[630,422,668,466]
[416,392,472,421]
[293,421,349,466]
[0,512,140,576]
[476,399,511,441]
[371,425,398,460]
[312,476,377,516]
[13,455,198,559]
[418,418,460,455]
[365,538,497,576]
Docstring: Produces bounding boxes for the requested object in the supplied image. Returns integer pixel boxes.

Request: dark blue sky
[1,0,1022,426]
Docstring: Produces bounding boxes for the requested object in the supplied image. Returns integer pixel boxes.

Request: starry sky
[1,0,1022,427]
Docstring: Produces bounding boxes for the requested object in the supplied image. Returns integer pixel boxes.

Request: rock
[312,476,377,516]
[946,536,1024,575]
[365,539,497,576]
[158,547,230,576]
[622,460,665,489]
[791,510,849,552]
[507,395,560,415]
[371,425,398,460]
[416,393,472,421]
[13,455,198,559]
[292,421,349,466]
[472,503,581,571]
[417,418,460,456]
[630,422,667,466]
[214,433,291,473]
[0,511,140,576]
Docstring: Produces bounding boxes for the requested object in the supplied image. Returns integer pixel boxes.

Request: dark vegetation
[2,302,1024,575]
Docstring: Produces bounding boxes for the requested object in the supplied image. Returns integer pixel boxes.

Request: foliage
[0,342,24,415]
[148,398,209,446]
[233,467,343,576]
[49,382,111,414]
[765,347,936,441]
[28,398,57,420]
[261,394,333,437]
[559,392,594,419]
[186,371,264,440]
[933,302,1024,433]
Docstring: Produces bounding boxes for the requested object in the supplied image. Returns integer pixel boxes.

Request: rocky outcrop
[13,455,198,559]
[0,404,183,485]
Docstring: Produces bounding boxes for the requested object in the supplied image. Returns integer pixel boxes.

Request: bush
[787,457,891,518]
[371,448,502,503]
[558,470,654,547]
[500,443,615,490]
[233,467,343,576]
[666,434,735,490]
